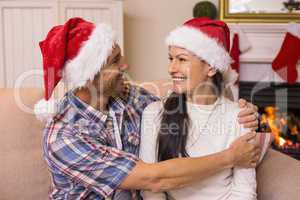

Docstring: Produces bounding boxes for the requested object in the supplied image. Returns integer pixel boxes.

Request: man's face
[93,44,128,97]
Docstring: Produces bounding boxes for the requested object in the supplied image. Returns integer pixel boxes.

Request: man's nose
[120,63,128,71]
[119,57,129,71]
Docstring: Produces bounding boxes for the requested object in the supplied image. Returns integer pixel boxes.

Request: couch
[1,88,300,200]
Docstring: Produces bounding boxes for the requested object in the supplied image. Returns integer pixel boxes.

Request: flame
[279,137,286,146]
[291,126,298,135]
[260,106,299,149]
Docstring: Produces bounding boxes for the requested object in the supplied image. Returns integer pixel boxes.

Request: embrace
[36,17,261,200]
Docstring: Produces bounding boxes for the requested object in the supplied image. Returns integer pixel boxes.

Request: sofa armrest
[257,148,300,200]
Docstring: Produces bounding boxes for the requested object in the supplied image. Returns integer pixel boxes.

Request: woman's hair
[157,70,224,161]
[212,71,224,97]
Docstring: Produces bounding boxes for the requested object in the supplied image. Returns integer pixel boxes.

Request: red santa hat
[165,17,232,73]
[34,17,116,121]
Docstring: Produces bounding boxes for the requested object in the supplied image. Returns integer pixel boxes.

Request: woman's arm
[230,124,257,200]
[139,102,165,199]
[231,167,257,200]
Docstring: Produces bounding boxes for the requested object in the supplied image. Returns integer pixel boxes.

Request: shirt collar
[109,96,126,114]
[67,91,108,123]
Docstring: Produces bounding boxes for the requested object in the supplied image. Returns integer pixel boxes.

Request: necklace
[188,98,221,148]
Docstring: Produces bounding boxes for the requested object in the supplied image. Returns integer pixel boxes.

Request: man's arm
[48,129,259,198]
[120,132,259,192]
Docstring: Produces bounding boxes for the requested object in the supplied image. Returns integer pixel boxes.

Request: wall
[123,0,218,81]
[229,23,300,83]
[0,0,123,88]
[124,0,300,85]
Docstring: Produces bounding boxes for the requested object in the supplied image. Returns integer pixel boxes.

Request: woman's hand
[228,132,261,168]
[238,99,259,131]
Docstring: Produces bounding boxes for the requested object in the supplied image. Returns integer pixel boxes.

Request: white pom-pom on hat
[34,98,60,122]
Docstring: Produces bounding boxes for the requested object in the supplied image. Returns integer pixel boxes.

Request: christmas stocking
[229,27,251,84]
[230,33,240,83]
[272,23,300,84]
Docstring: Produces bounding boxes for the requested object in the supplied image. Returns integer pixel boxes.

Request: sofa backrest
[257,148,300,200]
[0,88,51,200]
[1,87,300,200]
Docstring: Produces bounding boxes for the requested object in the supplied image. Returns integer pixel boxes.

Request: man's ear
[207,67,217,77]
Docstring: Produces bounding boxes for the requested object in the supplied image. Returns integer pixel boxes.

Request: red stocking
[230,33,240,84]
[272,31,300,84]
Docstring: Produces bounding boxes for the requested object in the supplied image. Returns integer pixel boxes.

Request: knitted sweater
[139,97,257,200]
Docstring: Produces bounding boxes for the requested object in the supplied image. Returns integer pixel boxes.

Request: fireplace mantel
[227,23,300,85]
[229,23,289,63]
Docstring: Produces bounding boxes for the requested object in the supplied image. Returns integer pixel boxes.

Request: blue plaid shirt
[43,84,159,200]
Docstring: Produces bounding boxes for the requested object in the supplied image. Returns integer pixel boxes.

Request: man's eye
[179,58,187,62]
[113,58,120,64]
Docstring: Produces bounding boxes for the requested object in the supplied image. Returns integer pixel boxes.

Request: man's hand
[228,132,261,168]
[238,99,259,130]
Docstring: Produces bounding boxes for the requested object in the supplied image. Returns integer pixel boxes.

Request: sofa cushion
[257,149,300,200]
[0,88,51,200]
[256,132,274,164]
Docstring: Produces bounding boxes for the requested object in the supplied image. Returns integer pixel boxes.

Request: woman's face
[168,46,216,95]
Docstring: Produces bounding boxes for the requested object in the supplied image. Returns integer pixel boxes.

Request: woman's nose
[168,60,179,74]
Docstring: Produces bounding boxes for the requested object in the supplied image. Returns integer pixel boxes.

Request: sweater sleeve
[139,102,166,200]
[230,123,257,200]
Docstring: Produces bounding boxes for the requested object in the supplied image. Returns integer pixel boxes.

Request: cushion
[257,149,300,200]
[256,132,274,164]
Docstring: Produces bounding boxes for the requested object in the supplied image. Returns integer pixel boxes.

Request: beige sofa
[1,88,300,200]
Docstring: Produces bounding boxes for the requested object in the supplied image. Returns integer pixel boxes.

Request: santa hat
[165,17,232,73]
[34,17,116,121]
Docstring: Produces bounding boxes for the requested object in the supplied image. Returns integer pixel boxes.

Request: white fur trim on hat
[63,23,116,89]
[34,98,60,122]
[165,26,232,72]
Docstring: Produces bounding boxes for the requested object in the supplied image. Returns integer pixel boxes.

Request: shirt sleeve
[139,102,166,199]
[141,191,166,200]
[230,124,257,200]
[46,124,139,198]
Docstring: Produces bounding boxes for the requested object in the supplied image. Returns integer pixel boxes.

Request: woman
[139,17,257,200]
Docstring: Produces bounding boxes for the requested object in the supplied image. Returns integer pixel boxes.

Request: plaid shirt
[43,84,159,200]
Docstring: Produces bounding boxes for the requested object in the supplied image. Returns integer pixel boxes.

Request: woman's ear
[207,67,217,77]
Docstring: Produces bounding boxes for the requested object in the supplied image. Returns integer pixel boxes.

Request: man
[35,18,260,200]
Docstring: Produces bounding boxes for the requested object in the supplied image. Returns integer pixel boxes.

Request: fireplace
[239,81,300,160]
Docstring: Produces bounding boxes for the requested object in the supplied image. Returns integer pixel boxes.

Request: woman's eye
[168,57,173,61]
[200,59,207,64]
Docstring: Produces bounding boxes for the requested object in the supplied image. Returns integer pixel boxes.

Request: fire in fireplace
[260,106,300,159]
[239,81,300,160]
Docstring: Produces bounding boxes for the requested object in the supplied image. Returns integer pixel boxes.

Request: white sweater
[139,97,257,200]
